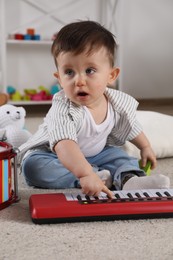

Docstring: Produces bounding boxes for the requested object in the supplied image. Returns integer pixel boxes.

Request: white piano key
[64,193,75,201]
[99,192,108,199]
[97,195,106,200]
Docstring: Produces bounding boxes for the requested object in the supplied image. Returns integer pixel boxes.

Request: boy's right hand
[80,173,113,199]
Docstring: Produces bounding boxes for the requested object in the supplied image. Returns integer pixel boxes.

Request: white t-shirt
[77,102,115,157]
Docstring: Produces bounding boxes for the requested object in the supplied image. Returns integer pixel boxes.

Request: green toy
[139,160,151,176]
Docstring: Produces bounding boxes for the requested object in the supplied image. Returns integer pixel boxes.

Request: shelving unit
[0,0,59,105]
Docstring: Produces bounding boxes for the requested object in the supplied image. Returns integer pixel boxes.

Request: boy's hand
[140,146,157,170]
[80,173,113,199]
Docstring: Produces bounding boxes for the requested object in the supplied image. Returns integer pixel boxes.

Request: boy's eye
[86,68,95,74]
[65,69,74,76]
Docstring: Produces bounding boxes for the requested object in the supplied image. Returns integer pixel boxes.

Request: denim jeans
[21,146,145,190]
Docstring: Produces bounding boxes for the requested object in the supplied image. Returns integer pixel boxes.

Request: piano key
[115,191,130,199]
[68,188,173,202]
[164,189,173,196]
[77,194,82,201]
[72,192,86,201]
[159,189,172,198]
[120,190,134,199]
[88,196,96,201]
[113,193,121,199]
[71,193,79,201]
[99,192,109,199]
[164,191,171,197]
[112,191,123,199]
[64,193,75,201]
[85,195,91,201]
[156,192,163,197]
[80,194,89,201]
[146,189,172,198]
[128,190,143,199]
[146,190,160,197]
[141,190,160,199]
[97,194,106,200]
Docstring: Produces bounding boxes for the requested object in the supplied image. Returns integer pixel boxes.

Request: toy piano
[29,189,173,224]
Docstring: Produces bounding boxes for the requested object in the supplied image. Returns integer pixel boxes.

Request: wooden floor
[138,99,173,116]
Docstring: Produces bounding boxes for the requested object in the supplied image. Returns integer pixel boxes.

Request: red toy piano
[29,189,173,224]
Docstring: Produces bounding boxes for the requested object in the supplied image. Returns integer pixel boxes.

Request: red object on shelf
[14,34,24,40]
[31,91,52,101]
[27,28,35,35]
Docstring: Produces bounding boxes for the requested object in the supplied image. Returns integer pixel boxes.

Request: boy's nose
[75,74,86,87]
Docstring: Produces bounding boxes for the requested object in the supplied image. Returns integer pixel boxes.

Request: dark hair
[51,20,117,67]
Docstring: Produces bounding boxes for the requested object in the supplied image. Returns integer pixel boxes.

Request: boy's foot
[97,169,112,188]
[122,174,170,190]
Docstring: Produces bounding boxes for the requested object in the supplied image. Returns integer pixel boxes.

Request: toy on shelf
[6,85,61,102]
[7,86,23,101]
[50,84,61,95]
[24,28,41,41]
[10,28,41,41]
[7,85,15,95]
[24,86,52,101]
[0,104,32,147]
[0,93,9,106]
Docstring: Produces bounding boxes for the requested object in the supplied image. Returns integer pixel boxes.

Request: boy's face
[54,47,119,108]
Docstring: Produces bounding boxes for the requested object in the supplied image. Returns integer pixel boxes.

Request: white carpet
[1,158,173,260]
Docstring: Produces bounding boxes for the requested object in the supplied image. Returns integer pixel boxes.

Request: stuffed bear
[0,104,32,147]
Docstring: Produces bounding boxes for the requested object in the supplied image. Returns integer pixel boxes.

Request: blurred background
[0,0,173,101]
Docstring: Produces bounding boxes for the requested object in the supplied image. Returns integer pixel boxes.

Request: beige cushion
[123,111,173,158]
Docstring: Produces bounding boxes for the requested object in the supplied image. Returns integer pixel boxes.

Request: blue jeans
[21,146,145,190]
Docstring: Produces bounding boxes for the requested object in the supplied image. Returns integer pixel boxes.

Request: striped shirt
[18,87,142,162]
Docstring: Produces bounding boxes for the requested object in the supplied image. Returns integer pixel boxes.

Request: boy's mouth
[77,91,88,97]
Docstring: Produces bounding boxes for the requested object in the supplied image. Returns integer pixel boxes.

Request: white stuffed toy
[0,104,32,147]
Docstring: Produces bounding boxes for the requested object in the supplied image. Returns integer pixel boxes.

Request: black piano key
[164,191,171,197]
[143,192,154,200]
[156,192,162,197]
[143,192,149,197]
[127,193,133,199]
[114,193,121,199]
[77,194,82,201]
[135,192,144,200]
[85,195,91,201]
[135,192,141,198]
[164,191,173,200]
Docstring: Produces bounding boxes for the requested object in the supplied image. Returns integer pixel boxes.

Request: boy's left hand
[140,146,157,170]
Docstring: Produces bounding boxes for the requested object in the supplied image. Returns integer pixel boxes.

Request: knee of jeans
[22,157,37,179]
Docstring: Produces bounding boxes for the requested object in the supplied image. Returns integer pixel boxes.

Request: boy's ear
[54,72,62,87]
[54,72,59,79]
[108,67,120,84]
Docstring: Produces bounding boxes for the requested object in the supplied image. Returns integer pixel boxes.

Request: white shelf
[6,39,53,45]
[9,100,52,105]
